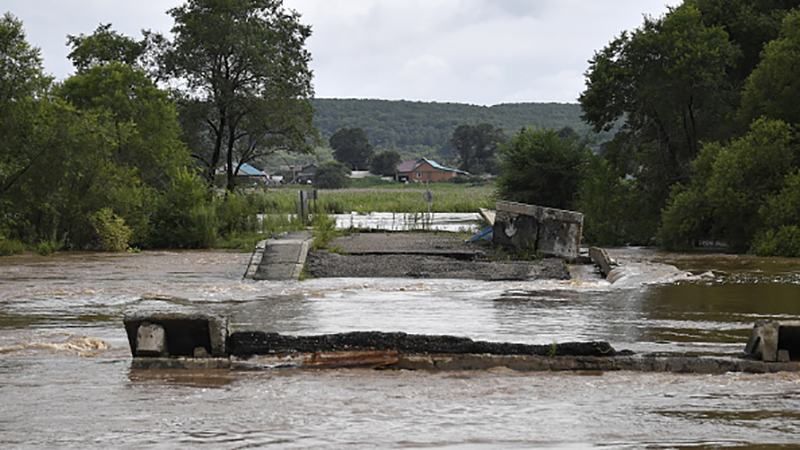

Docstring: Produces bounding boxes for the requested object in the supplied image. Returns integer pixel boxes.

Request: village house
[216,162,269,186]
[395,158,469,183]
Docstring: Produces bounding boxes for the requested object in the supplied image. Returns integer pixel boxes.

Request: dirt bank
[305,232,570,280]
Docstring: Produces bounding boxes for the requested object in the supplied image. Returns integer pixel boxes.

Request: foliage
[450,123,505,174]
[216,193,259,238]
[329,127,373,170]
[66,23,146,71]
[311,212,339,250]
[369,150,401,177]
[751,226,800,257]
[35,240,60,256]
[580,3,739,227]
[312,99,604,161]
[149,168,217,248]
[739,10,800,126]
[577,156,645,245]
[89,208,132,252]
[314,161,351,189]
[0,238,25,256]
[59,62,191,190]
[659,118,797,252]
[496,128,589,209]
[160,0,315,190]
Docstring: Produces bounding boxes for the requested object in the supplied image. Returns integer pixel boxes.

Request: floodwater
[1,249,800,448]
[332,212,482,233]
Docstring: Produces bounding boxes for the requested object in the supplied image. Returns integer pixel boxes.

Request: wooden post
[298,190,309,225]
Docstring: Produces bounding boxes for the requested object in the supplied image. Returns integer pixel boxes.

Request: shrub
[311,212,339,250]
[751,226,800,257]
[216,193,258,237]
[149,168,217,248]
[0,238,25,256]
[496,128,589,209]
[35,240,60,256]
[314,161,351,189]
[89,208,132,252]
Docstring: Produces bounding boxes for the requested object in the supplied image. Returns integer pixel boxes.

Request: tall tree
[739,9,800,126]
[370,150,401,176]
[330,127,373,170]
[66,24,146,72]
[0,13,51,197]
[159,0,315,190]
[450,123,505,174]
[580,4,738,224]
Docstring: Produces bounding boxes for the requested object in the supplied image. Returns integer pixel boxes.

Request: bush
[314,161,351,189]
[311,212,339,250]
[369,150,401,177]
[35,240,60,256]
[751,226,800,257]
[496,128,589,209]
[149,168,217,248]
[89,208,132,251]
[216,193,258,237]
[0,238,25,256]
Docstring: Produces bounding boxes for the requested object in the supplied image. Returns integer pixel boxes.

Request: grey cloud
[3,0,679,104]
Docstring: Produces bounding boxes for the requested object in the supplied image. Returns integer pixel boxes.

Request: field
[252,183,496,214]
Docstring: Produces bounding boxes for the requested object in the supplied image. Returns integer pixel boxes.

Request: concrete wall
[492,200,584,260]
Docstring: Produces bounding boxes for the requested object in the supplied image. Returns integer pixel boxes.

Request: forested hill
[311,98,598,158]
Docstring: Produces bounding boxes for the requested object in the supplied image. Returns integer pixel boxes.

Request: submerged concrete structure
[493,201,583,260]
[746,321,800,362]
[243,231,312,281]
[124,313,800,374]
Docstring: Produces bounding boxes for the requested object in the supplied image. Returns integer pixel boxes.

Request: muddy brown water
[1,249,800,448]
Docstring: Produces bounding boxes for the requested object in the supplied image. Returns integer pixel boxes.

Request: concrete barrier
[493,201,583,260]
[746,321,800,362]
[588,247,615,278]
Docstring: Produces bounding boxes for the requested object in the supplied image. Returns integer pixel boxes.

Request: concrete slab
[248,231,312,281]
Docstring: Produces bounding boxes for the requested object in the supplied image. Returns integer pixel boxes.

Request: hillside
[311,98,603,160]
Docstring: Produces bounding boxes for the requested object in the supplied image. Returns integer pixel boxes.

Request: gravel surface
[306,232,569,281]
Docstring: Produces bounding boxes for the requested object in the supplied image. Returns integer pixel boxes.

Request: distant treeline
[311,98,607,158]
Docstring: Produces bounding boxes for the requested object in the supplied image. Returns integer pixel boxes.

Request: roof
[418,158,469,175]
[238,163,266,176]
[396,159,418,173]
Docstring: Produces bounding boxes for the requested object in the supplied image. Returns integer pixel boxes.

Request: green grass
[253,183,496,214]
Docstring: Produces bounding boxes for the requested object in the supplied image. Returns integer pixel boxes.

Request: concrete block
[136,323,166,357]
[778,349,791,363]
[745,321,780,361]
[589,247,615,278]
[493,201,583,259]
[124,312,228,358]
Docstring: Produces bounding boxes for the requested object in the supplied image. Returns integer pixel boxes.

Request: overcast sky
[3,0,679,105]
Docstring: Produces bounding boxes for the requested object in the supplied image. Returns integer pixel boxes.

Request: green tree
[740,10,800,126]
[0,13,52,197]
[450,123,505,174]
[59,62,190,191]
[314,160,350,189]
[369,150,401,176]
[66,23,146,72]
[660,118,797,251]
[580,4,738,220]
[159,0,315,190]
[330,127,373,170]
[496,128,589,210]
